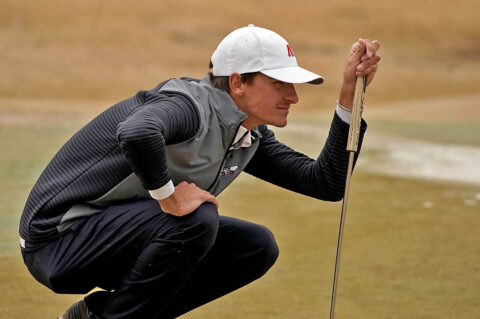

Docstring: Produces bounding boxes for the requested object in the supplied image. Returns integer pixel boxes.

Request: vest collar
[199,75,262,139]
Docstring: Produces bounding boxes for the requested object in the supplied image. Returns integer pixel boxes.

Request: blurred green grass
[0,123,82,254]
[1,116,479,318]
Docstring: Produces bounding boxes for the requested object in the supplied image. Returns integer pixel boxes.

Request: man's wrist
[157,192,177,214]
[338,82,355,110]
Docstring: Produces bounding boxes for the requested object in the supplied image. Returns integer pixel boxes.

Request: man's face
[238,73,299,129]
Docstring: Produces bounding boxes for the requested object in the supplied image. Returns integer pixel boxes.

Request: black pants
[22,200,279,318]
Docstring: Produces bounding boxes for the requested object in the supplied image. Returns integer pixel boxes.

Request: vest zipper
[206,123,243,191]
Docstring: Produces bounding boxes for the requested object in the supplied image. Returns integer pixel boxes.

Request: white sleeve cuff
[149,180,175,200]
[335,101,352,124]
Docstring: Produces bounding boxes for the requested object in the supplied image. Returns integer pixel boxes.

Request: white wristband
[335,101,352,124]
[149,180,175,200]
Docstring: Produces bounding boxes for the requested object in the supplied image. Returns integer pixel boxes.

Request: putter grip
[346,76,365,152]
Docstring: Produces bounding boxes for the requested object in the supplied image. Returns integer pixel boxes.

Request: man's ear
[229,73,244,97]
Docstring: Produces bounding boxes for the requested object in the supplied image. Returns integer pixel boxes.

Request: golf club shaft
[329,151,354,319]
[329,75,366,319]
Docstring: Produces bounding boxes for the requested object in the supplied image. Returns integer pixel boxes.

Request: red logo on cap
[286,44,295,57]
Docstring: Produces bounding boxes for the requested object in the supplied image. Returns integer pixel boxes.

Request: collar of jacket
[199,75,262,140]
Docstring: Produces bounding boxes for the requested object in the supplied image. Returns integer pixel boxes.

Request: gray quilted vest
[63,76,262,226]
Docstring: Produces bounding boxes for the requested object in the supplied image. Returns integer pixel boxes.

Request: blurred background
[1,0,479,318]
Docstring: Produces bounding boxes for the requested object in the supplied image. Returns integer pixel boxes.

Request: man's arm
[244,38,379,201]
[117,92,198,192]
[117,91,218,215]
[244,112,366,201]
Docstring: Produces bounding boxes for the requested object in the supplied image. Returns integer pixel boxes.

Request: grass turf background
[1,115,479,318]
[1,0,480,317]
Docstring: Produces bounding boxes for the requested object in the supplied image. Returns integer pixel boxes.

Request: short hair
[208,61,258,92]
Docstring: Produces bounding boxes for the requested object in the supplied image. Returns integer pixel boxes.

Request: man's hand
[339,38,381,110]
[158,181,218,216]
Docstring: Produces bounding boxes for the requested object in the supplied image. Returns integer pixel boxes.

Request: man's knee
[22,241,94,294]
[258,226,279,271]
[247,225,279,276]
[29,261,93,294]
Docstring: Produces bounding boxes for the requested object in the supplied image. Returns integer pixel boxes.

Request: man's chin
[271,120,288,128]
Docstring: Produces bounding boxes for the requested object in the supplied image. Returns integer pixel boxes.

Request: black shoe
[58,299,90,319]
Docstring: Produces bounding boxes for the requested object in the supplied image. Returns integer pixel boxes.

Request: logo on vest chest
[220,165,238,176]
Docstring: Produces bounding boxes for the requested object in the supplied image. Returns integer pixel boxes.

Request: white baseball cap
[211,24,324,85]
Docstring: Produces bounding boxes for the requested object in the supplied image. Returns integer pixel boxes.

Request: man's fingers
[189,183,217,207]
[351,40,366,57]
[356,54,381,72]
[191,184,218,209]
[207,195,219,209]
[356,38,380,58]
[356,64,378,77]
[344,37,380,86]
[368,40,380,58]
[357,55,381,70]
[363,38,373,58]
[160,181,220,216]
[200,190,218,209]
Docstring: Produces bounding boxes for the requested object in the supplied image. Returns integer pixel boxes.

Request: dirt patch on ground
[282,94,480,187]
[359,134,480,186]
[285,120,480,187]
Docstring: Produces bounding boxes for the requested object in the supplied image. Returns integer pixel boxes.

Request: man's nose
[285,84,299,104]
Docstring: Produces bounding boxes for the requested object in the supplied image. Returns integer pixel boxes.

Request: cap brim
[261,66,324,85]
